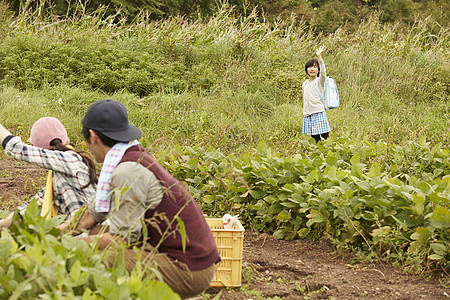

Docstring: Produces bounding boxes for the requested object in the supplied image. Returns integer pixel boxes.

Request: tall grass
[0,5,448,154]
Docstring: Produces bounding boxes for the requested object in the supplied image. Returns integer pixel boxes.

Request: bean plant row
[156,135,450,273]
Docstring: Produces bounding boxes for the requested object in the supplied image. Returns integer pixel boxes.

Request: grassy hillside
[0,5,448,154]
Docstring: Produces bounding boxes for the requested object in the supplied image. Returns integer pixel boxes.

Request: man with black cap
[58,99,220,298]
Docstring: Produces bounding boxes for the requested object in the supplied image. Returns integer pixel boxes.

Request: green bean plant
[155,136,450,273]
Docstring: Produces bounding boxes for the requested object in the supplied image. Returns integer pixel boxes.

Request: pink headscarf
[30,117,69,149]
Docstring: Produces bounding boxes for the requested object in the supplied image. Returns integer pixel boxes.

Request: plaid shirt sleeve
[4,136,85,176]
[5,136,96,218]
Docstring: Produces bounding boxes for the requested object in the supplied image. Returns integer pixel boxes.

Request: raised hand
[316,46,326,60]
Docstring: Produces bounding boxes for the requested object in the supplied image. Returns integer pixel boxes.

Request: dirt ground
[0,153,448,300]
[202,232,449,300]
[0,152,46,210]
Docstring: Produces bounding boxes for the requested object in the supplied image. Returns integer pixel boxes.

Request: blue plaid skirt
[302,111,331,135]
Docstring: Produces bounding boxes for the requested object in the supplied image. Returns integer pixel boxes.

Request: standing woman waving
[302,46,331,143]
[0,117,97,229]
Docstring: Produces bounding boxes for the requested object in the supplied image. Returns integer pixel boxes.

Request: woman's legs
[304,112,331,143]
[311,132,329,143]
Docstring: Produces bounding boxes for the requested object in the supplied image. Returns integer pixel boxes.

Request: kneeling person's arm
[106,162,163,244]
[79,162,162,249]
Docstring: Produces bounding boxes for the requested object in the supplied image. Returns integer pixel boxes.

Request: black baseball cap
[82,99,142,142]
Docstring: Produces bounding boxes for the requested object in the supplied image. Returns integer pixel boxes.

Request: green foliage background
[0,2,448,151]
[2,0,449,35]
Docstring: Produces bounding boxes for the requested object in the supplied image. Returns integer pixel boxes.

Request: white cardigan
[302,60,326,116]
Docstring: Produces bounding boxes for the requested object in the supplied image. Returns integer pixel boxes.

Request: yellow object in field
[41,170,57,219]
[206,218,244,287]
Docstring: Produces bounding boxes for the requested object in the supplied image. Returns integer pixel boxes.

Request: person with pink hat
[0,117,98,229]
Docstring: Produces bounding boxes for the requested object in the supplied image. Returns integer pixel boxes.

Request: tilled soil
[0,152,46,210]
[0,153,448,300]
[202,231,449,299]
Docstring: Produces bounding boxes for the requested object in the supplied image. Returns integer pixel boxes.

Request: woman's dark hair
[81,125,119,148]
[305,58,320,76]
[49,138,98,189]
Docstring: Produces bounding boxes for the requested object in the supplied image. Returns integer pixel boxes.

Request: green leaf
[138,280,180,300]
[248,189,266,200]
[281,184,295,192]
[410,227,431,244]
[429,192,448,204]
[408,241,420,254]
[368,162,381,177]
[82,288,102,300]
[297,228,310,238]
[337,169,350,180]
[325,166,338,182]
[350,154,360,166]
[288,193,304,204]
[319,189,333,201]
[0,234,18,260]
[326,152,338,166]
[23,199,39,223]
[305,169,319,183]
[413,193,426,205]
[11,255,32,274]
[264,177,278,185]
[355,181,371,192]
[255,141,269,156]
[202,195,215,204]
[280,201,298,209]
[428,254,442,260]
[69,260,81,283]
[306,210,327,224]
[94,273,116,291]
[176,217,187,253]
[418,182,432,195]
[9,277,34,300]
[337,206,354,221]
[412,203,424,215]
[275,210,291,222]
[107,281,130,299]
[61,235,84,250]
[430,243,447,256]
[273,229,285,239]
[431,206,450,228]
[128,276,143,294]
[371,226,391,243]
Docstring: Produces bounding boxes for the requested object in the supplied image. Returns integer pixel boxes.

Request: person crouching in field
[58,99,220,298]
[0,117,97,229]
[302,46,331,143]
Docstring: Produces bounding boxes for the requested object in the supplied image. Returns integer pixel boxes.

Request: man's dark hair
[82,125,119,148]
[305,58,320,76]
